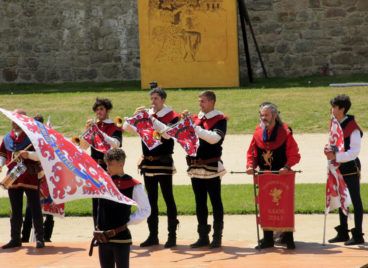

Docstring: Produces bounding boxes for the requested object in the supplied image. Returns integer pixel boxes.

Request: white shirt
[336,129,361,163]
[127,184,151,225]
[194,110,223,144]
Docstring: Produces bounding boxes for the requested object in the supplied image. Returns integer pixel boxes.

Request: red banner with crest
[256,172,295,232]
[166,116,199,157]
[125,111,162,150]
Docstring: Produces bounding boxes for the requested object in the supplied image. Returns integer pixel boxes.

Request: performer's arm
[246,137,258,172]
[127,184,151,225]
[21,151,40,162]
[122,121,135,134]
[285,133,301,168]
[194,119,226,145]
[336,129,361,163]
[150,117,171,139]
[0,142,6,171]
[101,132,120,148]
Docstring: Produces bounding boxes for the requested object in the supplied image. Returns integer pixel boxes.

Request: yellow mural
[138,0,239,88]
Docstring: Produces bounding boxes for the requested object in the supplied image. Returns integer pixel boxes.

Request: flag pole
[322,211,327,246]
[251,149,261,250]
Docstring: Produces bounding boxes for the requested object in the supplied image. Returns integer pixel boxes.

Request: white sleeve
[151,117,171,139]
[127,184,151,226]
[336,129,361,163]
[194,125,221,144]
[123,121,135,134]
[0,156,6,167]
[27,152,40,162]
[101,132,120,148]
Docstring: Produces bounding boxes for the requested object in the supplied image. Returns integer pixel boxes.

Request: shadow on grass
[0,74,367,94]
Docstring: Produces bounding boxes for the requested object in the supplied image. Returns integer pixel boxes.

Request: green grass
[0,184,367,217]
[0,74,367,136]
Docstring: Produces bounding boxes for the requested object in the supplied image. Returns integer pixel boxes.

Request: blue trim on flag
[35,121,102,188]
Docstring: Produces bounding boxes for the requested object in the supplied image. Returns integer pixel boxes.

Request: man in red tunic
[246,102,300,249]
[0,109,45,249]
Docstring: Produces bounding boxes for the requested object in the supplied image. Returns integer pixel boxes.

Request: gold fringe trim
[262,227,295,232]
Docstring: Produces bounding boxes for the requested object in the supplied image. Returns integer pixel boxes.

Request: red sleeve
[285,133,301,168]
[0,141,7,159]
[246,137,258,169]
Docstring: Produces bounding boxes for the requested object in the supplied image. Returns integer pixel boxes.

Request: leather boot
[328,225,349,243]
[140,219,159,247]
[344,228,365,245]
[164,219,179,248]
[2,240,22,249]
[190,225,211,248]
[209,221,223,248]
[44,217,54,242]
[255,231,274,249]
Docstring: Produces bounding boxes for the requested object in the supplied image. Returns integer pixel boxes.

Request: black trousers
[8,188,44,242]
[144,175,177,229]
[98,243,130,268]
[191,177,224,225]
[339,173,364,232]
[22,206,54,241]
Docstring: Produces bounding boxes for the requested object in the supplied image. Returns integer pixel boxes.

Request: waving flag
[39,175,65,217]
[125,110,162,150]
[81,124,111,153]
[325,117,351,215]
[0,108,136,206]
[166,116,199,156]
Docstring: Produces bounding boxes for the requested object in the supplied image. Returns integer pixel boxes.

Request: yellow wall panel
[138,0,239,89]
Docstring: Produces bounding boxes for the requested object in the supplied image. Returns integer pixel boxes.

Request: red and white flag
[82,124,111,153]
[166,116,199,157]
[325,117,351,215]
[125,110,162,150]
[0,108,136,206]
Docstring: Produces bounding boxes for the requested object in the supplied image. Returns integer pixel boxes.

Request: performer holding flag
[185,90,227,249]
[124,82,180,248]
[86,98,122,225]
[324,95,364,245]
[0,109,45,249]
[246,102,300,249]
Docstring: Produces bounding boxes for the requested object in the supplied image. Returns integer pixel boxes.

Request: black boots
[44,217,54,242]
[164,219,179,248]
[344,228,365,245]
[140,219,159,247]
[283,232,296,249]
[255,231,274,249]
[328,225,350,243]
[209,222,223,248]
[190,224,211,248]
[2,240,22,249]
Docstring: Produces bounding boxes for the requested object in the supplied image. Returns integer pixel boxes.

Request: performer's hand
[325,151,336,160]
[279,167,290,174]
[246,167,254,175]
[134,106,146,115]
[19,150,29,159]
[85,119,94,129]
[181,110,189,118]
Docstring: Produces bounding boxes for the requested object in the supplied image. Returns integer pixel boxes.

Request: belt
[89,224,127,256]
[143,155,170,161]
[188,157,221,165]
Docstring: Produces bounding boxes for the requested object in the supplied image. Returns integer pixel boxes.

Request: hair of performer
[92,98,113,122]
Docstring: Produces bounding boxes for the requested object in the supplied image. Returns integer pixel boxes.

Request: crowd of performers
[0,82,364,268]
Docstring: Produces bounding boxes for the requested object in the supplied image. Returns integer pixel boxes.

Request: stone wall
[0,0,367,83]
[241,0,368,79]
